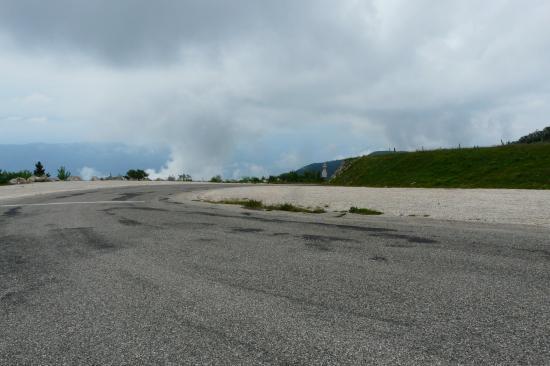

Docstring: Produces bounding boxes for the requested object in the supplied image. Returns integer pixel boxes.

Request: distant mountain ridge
[295,151,407,178]
[0,143,169,177]
[296,159,345,178]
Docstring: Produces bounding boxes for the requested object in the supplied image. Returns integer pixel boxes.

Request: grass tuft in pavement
[265,203,326,214]
[349,206,383,215]
[205,199,325,214]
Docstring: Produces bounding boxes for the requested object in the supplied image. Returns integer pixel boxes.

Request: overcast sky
[1,0,549,178]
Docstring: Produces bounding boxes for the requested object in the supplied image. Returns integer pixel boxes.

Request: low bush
[126,169,149,180]
[57,166,71,181]
[210,175,223,183]
[0,170,33,185]
[269,171,324,184]
[349,207,383,215]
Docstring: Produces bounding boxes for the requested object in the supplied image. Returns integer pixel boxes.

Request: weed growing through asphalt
[265,203,326,213]
[349,206,383,215]
[205,199,325,214]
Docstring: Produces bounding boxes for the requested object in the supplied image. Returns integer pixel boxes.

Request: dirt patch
[369,256,388,262]
[51,227,115,251]
[3,207,21,218]
[372,233,438,244]
[54,191,91,199]
[231,227,264,233]
[113,192,146,201]
[119,218,143,227]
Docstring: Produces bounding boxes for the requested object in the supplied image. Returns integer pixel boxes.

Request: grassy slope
[331,144,550,189]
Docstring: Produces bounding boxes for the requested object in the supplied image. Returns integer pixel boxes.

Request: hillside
[367,150,408,157]
[331,143,550,189]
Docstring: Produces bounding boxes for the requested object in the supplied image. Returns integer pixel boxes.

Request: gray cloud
[0,0,328,64]
[1,1,549,177]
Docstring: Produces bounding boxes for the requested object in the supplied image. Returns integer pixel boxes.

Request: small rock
[67,176,82,182]
[28,175,48,183]
[9,177,28,185]
[91,176,100,181]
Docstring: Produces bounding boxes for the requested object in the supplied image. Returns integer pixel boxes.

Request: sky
[1,0,549,178]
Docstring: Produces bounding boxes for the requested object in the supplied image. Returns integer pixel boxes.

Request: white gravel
[0,181,204,202]
[187,185,550,227]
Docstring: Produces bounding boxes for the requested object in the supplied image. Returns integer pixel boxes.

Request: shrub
[270,170,324,184]
[34,161,46,177]
[237,176,264,184]
[0,170,32,185]
[126,169,149,180]
[210,175,223,183]
[57,166,71,181]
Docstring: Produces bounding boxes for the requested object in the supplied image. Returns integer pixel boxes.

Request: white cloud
[0,1,549,175]
[79,166,103,181]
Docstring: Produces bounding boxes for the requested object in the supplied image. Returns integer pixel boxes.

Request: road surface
[1,184,549,364]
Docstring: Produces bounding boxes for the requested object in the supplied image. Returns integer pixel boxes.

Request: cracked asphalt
[1,184,549,365]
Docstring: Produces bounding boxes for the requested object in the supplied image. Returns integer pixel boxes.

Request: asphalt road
[1,184,549,365]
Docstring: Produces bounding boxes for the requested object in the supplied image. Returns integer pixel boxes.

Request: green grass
[331,143,550,189]
[349,207,383,215]
[205,199,326,213]
[242,199,264,209]
[264,203,326,213]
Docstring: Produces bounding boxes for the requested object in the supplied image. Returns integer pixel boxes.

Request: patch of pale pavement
[180,185,550,228]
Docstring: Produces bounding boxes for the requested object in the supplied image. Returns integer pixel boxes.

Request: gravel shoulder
[0,181,209,202]
[178,185,550,228]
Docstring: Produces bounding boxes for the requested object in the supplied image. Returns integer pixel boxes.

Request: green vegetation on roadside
[205,199,326,213]
[0,170,33,185]
[210,175,223,183]
[126,169,149,180]
[349,207,383,215]
[57,166,71,181]
[212,171,324,184]
[34,161,46,177]
[331,143,550,189]
[269,171,324,184]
